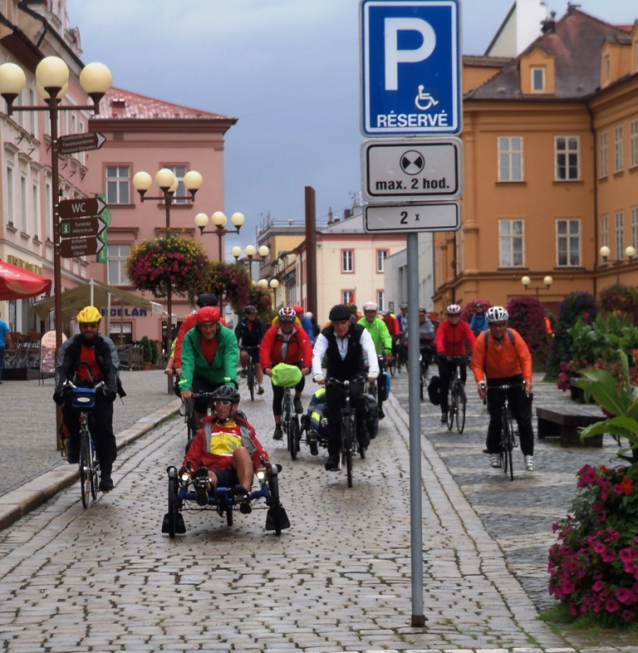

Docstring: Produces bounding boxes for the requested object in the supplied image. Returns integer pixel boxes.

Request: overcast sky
[66,0,636,254]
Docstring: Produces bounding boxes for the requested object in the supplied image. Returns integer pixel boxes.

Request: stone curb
[0,399,181,532]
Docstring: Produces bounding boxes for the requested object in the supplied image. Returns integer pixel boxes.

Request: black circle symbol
[400,150,424,176]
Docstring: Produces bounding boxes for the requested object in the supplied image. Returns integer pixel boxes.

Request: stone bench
[536,406,606,447]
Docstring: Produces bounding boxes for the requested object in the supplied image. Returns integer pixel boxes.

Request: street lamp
[194,211,245,260]
[521,275,553,298]
[233,244,270,283]
[0,57,112,353]
[133,167,203,391]
[599,245,636,284]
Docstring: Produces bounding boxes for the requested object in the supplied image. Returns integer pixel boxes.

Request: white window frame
[616,211,625,259]
[600,214,609,249]
[599,131,608,178]
[555,136,580,181]
[497,136,523,182]
[20,173,27,233]
[377,290,385,311]
[341,249,354,273]
[106,166,130,205]
[630,120,638,169]
[108,244,131,286]
[614,126,624,173]
[556,219,581,267]
[164,165,188,205]
[498,219,525,267]
[32,182,39,239]
[342,290,355,305]
[376,249,389,273]
[632,207,638,250]
[531,67,545,92]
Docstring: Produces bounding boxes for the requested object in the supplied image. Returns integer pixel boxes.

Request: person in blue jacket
[470,302,489,336]
[301,312,315,346]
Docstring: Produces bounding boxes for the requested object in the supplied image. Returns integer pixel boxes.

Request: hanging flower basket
[125,236,209,299]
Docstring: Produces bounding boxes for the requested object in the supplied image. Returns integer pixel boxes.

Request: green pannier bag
[271,363,303,388]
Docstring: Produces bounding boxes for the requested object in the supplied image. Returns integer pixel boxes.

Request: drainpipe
[587,103,598,298]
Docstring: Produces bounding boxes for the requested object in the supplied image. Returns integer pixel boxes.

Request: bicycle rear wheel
[343,415,354,488]
[267,474,283,536]
[247,361,255,401]
[167,475,178,538]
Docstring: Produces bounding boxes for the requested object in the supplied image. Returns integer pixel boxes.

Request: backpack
[427,375,442,406]
[483,328,515,351]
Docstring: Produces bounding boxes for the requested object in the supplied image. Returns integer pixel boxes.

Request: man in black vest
[311,304,379,471]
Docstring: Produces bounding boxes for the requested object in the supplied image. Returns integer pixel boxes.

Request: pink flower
[623,609,636,621]
[593,580,604,592]
[605,598,620,613]
[601,549,616,563]
[561,579,575,595]
[616,587,633,604]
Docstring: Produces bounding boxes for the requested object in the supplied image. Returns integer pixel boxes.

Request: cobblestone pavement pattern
[0,371,636,652]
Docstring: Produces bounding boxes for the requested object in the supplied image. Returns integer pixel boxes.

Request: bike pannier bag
[363,392,379,439]
[379,370,391,401]
[427,375,442,406]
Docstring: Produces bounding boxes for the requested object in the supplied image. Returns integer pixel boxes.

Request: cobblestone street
[0,373,636,652]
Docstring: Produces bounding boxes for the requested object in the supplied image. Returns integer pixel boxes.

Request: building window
[498,219,524,267]
[599,131,608,178]
[555,136,579,181]
[604,55,611,83]
[630,120,638,169]
[32,183,39,239]
[106,166,130,204]
[108,244,131,285]
[600,215,609,249]
[6,165,13,224]
[632,207,638,250]
[616,211,625,259]
[164,165,188,204]
[376,249,389,273]
[20,174,27,233]
[556,219,581,267]
[377,290,385,311]
[45,179,52,241]
[531,67,545,91]
[341,249,354,273]
[498,136,523,181]
[342,290,355,305]
[614,126,624,173]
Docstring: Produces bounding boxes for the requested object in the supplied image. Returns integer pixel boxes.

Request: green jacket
[357,316,392,356]
[178,323,239,390]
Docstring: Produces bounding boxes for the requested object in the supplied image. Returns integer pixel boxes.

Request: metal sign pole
[407,232,425,626]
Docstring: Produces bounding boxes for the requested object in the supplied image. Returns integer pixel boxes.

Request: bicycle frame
[487,382,524,481]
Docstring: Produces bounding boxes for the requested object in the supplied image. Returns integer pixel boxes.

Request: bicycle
[63,375,106,508]
[485,382,524,481]
[244,346,259,401]
[418,343,434,401]
[281,384,301,461]
[445,355,468,434]
[326,374,366,488]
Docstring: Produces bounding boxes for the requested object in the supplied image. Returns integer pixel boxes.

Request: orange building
[433,7,638,316]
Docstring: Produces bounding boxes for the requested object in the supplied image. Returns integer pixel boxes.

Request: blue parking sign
[360,0,461,136]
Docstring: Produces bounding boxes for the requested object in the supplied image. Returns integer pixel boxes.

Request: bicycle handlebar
[326,374,367,390]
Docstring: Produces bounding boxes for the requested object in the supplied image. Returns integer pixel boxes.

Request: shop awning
[0,259,52,300]
[32,279,164,322]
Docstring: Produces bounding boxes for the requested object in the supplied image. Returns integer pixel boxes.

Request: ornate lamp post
[599,245,636,285]
[233,244,270,283]
[132,167,203,390]
[194,211,245,261]
[521,275,553,298]
[0,57,112,353]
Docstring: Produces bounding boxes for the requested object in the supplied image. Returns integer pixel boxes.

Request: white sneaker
[524,455,535,471]
[489,454,500,468]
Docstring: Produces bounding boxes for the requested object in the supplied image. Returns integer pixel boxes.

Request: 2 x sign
[360,0,461,135]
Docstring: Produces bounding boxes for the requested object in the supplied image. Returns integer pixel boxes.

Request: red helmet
[292,305,304,315]
[196,306,221,324]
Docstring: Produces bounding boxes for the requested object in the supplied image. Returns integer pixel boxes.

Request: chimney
[344,208,353,220]
[541,11,556,33]
[328,207,334,224]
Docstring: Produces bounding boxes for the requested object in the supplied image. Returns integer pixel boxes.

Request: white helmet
[486,306,509,323]
[446,304,462,316]
[363,301,378,312]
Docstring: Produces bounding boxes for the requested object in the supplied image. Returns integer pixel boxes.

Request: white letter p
[384,17,436,91]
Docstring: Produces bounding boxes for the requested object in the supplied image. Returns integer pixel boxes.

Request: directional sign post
[361,137,462,201]
[360,0,461,136]
[57,132,106,156]
[58,197,107,220]
[60,237,104,259]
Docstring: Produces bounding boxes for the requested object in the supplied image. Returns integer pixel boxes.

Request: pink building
[85,87,236,344]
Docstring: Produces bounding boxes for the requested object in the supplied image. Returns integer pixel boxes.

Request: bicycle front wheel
[344,415,354,488]
[247,362,255,401]
[457,387,466,434]
[447,388,456,431]
[503,411,515,481]
[79,432,91,509]
[288,417,300,461]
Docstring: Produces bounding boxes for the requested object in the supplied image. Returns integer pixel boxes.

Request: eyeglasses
[214,399,232,407]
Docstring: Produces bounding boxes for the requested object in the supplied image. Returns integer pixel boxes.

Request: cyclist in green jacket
[179,307,239,427]
[358,301,392,418]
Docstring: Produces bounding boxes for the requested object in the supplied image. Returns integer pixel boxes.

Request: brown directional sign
[58,197,106,219]
[60,237,104,259]
[57,132,106,156]
[59,216,107,239]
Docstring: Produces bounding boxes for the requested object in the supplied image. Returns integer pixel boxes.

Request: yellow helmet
[76,306,102,323]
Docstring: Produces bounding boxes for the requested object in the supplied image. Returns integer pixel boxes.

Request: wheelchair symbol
[415,85,439,111]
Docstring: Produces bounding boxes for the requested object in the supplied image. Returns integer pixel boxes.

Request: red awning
[0,260,52,300]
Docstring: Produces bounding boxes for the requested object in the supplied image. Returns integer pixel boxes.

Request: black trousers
[486,375,534,456]
[325,380,367,458]
[63,396,116,474]
[438,357,467,413]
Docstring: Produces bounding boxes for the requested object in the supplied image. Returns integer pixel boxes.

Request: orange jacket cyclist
[470,306,535,472]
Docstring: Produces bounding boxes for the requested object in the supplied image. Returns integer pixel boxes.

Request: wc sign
[360,0,461,136]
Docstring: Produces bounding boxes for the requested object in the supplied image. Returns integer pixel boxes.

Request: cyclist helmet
[349,304,358,312]
[446,304,462,316]
[329,304,351,321]
[418,307,427,313]
[363,301,379,312]
[486,306,509,323]
[210,384,241,404]
[399,302,408,310]
[196,293,218,308]
[76,306,102,323]
[244,305,257,314]
[278,307,296,323]
[196,306,221,324]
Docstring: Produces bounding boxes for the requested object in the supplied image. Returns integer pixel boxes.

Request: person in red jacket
[179,385,268,507]
[260,307,313,440]
[434,304,476,424]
